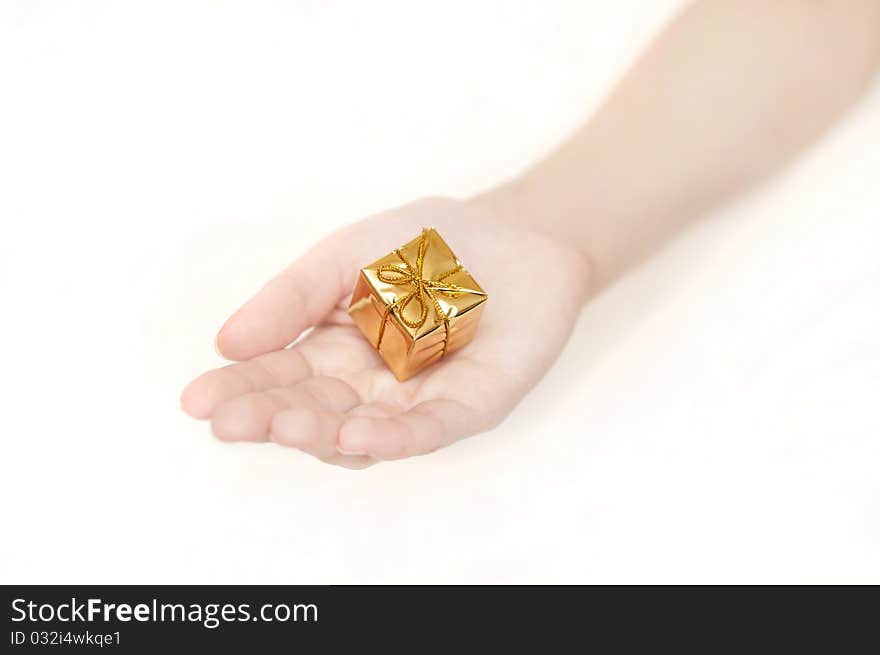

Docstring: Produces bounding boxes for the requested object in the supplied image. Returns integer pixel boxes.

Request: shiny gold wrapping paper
[348,228,488,381]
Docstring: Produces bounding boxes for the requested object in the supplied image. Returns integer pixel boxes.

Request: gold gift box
[348,228,488,381]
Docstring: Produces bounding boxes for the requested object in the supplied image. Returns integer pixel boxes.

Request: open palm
[181,197,590,468]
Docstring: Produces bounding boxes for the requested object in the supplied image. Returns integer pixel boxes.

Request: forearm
[478,0,880,287]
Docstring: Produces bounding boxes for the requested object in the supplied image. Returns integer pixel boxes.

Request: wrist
[469,177,604,295]
[469,180,599,299]
[470,178,540,234]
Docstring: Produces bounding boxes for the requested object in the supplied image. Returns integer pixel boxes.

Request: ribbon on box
[375,229,483,358]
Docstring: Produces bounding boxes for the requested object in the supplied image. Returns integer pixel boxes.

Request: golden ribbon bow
[375,229,480,357]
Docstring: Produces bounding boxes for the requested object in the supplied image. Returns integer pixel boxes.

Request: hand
[181,197,591,468]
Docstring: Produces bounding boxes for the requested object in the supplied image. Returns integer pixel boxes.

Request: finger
[337,399,483,460]
[332,401,401,456]
[322,454,375,469]
[211,376,360,443]
[257,407,376,467]
[270,406,342,460]
[215,227,359,361]
[180,348,312,419]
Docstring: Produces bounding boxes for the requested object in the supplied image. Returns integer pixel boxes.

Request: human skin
[181,0,880,468]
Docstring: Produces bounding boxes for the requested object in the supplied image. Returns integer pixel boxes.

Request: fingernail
[214,314,235,357]
[337,447,368,456]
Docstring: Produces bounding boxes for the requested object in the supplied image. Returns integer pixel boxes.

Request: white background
[2,1,879,583]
